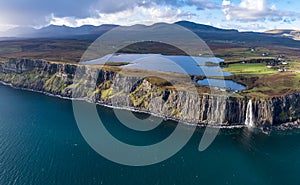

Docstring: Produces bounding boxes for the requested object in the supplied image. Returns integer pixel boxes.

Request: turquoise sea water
[1,84,300,185]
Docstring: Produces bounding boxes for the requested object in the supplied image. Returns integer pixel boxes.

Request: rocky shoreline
[1,58,300,130]
[0,80,249,131]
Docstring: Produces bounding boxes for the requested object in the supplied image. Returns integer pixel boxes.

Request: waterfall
[245,100,255,128]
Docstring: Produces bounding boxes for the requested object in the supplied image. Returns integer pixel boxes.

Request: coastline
[2,80,299,132]
[1,58,300,130]
[0,80,247,129]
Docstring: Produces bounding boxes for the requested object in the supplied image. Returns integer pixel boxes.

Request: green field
[220,62,300,97]
[0,46,21,53]
[222,63,277,75]
[240,72,300,97]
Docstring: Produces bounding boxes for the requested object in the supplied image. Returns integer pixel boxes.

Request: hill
[265,29,300,41]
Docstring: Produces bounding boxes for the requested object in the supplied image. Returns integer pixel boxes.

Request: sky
[0,0,299,32]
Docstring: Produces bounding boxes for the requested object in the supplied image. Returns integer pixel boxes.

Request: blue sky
[0,0,299,32]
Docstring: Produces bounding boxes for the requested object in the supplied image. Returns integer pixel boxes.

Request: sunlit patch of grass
[222,63,277,75]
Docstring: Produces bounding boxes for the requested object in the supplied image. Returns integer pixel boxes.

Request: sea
[1,84,300,185]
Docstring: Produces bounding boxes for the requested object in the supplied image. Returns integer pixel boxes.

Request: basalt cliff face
[1,58,300,128]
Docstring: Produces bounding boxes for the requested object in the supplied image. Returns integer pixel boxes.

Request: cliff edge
[1,58,300,129]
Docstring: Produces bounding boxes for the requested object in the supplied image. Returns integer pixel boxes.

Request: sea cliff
[1,58,300,129]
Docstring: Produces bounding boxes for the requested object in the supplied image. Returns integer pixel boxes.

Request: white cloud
[49,6,193,27]
[270,3,276,11]
[222,23,267,31]
[239,0,265,11]
[222,0,298,22]
[0,0,217,28]
[0,24,17,33]
[222,0,231,6]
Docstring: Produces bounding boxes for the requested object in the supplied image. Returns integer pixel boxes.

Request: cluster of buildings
[266,55,288,72]
[247,48,289,72]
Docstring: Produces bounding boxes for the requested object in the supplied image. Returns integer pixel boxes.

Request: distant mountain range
[0,21,241,38]
[0,24,119,38]
[0,21,299,48]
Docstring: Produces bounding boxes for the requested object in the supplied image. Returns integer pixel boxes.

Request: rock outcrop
[1,58,300,128]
